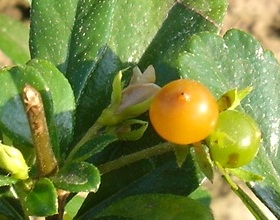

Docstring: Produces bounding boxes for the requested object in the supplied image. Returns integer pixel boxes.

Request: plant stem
[233,186,270,220]
[216,162,270,220]
[22,85,58,177]
[98,142,174,174]
[65,122,103,163]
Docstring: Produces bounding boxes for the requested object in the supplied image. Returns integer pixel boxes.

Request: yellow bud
[0,142,29,180]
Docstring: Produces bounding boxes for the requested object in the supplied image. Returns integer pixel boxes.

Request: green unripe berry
[206,110,261,168]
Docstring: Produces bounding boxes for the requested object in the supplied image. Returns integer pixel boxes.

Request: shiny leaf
[0,14,29,65]
[227,168,264,182]
[75,154,203,219]
[0,175,17,187]
[0,196,24,220]
[96,194,213,220]
[0,59,75,155]
[70,134,118,162]
[15,178,57,216]
[29,0,227,138]
[178,29,280,218]
[52,162,100,193]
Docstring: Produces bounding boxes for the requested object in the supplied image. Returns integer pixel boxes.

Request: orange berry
[149,79,219,145]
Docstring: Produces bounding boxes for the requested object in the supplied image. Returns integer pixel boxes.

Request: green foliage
[96,194,214,220]
[15,178,57,216]
[177,30,280,218]
[0,196,25,220]
[52,162,100,193]
[0,59,75,154]
[0,14,30,65]
[76,154,203,219]
[0,0,279,219]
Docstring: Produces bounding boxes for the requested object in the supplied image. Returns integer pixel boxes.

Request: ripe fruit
[149,79,219,145]
[206,110,261,168]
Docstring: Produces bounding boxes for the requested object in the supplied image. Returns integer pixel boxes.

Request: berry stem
[98,142,174,174]
[65,122,103,164]
[216,162,270,220]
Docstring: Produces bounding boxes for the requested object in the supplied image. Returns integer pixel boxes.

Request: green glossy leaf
[15,178,57,216]
[27,60,76,151]
[52,162,100,193]
[177,29,280,218]
[182,0,227,24]
[138,2,225,86]
[0,64,50,146]
[0,196,25,220]
[29,0,227,138]
[0,59,75,154]
[30,0,174,98]
[174,145,190,167]
[0,175,17,186]
[217,87,253,111]
[65,194,86,219]
[193,145,214,182]
[0,15,30,65]
[96,194,213,220]
[227,168,264,182]
[70,133,118,162]
[27,1,228,218]
[76,153,203,219]
[93,216,129,220]
[115,120,148,141]
[188,188,212,207]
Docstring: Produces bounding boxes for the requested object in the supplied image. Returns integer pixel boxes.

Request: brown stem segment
[22,84,58,177]
[46,190,70,220]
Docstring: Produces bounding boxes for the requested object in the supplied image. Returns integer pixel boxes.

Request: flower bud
[0,142,29,180]
[97,65,161,126]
